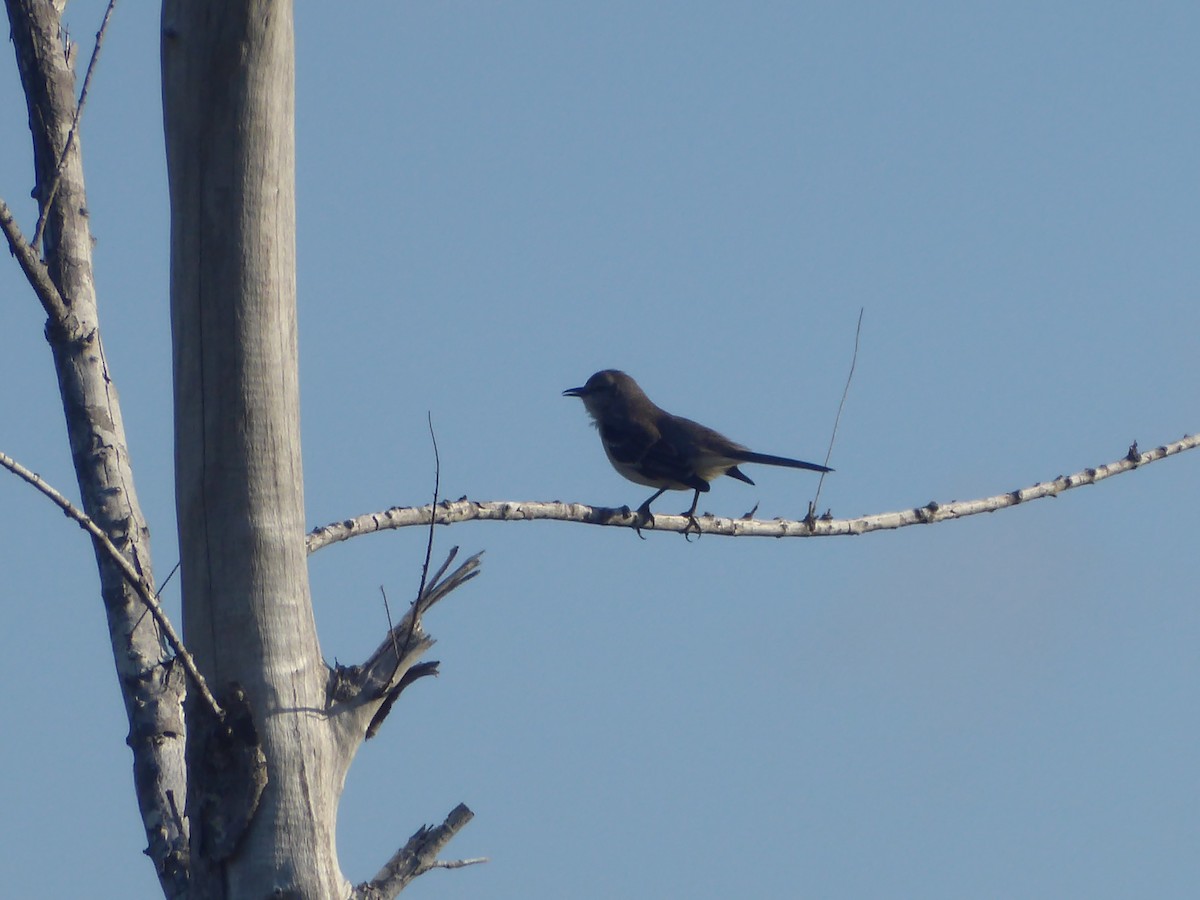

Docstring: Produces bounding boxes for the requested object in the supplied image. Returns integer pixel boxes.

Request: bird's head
[563,369,644,421]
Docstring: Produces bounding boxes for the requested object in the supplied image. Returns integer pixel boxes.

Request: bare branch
[308,433,1199,546]
[6,3,187,891]
[0,196,73,327]
[31,0,118,251]
[364,660,439,740]
[429,856,488,870]
[342,412,452,741]
[353,803,476,900]
[332,549,482,716]
[0,448,223,719]
[394,547,480,637]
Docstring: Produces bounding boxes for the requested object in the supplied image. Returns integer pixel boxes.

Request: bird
[563,369,831,535]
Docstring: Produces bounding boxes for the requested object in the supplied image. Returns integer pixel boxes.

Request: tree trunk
[162,2,347,895]
[5,4,474,895]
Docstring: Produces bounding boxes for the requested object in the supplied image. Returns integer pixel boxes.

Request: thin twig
[811,307,862,514]
[415,412,441,607]
[156,559,181,597]
[357,550,480,680]
[354,549,479,737]
[0,448,224,718]
[399,413,442,663]
[363,419,451,737]
[380,584,399,669]
[31,0,119,251]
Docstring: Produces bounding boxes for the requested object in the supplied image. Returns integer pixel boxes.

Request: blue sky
[2,3,1198,897]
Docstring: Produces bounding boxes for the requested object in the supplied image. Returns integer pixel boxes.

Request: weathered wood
[3,2,188,895]
[162,1,352,896]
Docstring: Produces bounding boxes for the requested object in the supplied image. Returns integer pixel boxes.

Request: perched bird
[563,369,831,534]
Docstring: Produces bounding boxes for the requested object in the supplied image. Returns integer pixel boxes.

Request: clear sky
[2,3,1198,898]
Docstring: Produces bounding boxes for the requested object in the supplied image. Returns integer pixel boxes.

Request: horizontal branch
[307,434,1198,547]
[0,448,223,718]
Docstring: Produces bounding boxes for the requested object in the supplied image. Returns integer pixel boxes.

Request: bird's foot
[680,510,702,541]
[632,502,655,540]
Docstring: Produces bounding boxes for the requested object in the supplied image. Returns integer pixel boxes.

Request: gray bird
[564,369,831,534]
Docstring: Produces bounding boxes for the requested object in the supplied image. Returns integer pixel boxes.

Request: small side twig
[351,547,481,733]
[31,0,118,251]
[369,412,445,736]
[380,584,399,673]
[415,413,441,618]
[365,660,439,740]
[810,307,862,517]
[396,412,442,670]
[0,448,223,719]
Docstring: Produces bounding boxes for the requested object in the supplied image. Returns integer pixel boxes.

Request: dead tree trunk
[161,1,350,895]
[4,4,476,895]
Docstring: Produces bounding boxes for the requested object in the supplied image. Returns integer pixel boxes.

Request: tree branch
[363,660,439,741]
[0,448,223,719]
[328,548,482,730]
[353,803,478,899]
[30,0,117,251]
[307,433,1198,547]
[428,856,488,870]
[0,196,74,328]
[5,2,188,893]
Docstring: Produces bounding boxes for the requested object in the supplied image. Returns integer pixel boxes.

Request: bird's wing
[667,416,832,474]
[658,415,749,482]
[600,418,708,492]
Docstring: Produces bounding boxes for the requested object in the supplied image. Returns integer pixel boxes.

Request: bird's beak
[563,386,586,398]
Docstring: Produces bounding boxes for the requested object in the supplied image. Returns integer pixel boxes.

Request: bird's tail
[737,450,832,473]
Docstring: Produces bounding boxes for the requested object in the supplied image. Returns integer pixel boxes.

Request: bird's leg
[680,489,702,539]
[633,487,668,539]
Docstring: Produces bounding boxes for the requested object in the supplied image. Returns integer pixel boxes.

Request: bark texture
[162,1,347,896]
[4,2,188,894]
[8,4,476,895]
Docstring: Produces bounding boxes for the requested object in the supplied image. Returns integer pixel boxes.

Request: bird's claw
[681,511,702,541]
[632,503,655,539]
